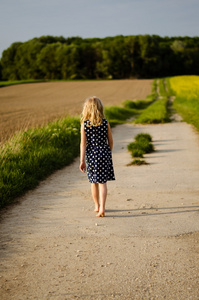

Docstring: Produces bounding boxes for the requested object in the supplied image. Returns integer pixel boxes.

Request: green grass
[104,106,136,127]
[173,97,199,131]
[127,133,154,161]
[158,78,169,97]
[128,140,154,156]
[134,97,170,124]
[0,116,80,208]
[131,148,144,158]
[122,98,154,110]
[134,78,170,124]
[129,159,148,166]
[135,133,152,143]
[0,79,47,88]
[167,77,199,132]
[105,79,158,126]
[124,79,158,111]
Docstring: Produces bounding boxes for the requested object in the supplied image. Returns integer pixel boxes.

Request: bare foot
[94,206,99,212]
[96,212,105,217]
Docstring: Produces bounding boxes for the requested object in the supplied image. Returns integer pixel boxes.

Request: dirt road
[0,118,199,299]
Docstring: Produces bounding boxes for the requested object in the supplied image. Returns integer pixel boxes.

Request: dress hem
[88,178,115,183]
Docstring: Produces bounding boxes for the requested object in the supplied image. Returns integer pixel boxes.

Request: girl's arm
[107,122,113,152]
[80,122,87,173]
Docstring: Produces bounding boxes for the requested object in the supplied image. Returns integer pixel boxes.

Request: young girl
[79,96,115,217]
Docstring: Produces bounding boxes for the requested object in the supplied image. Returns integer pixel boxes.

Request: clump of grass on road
[135,133,152,143]
[127,133,154,166]
[128,133,154,157]
[128,159,148,166]
[0,116,80,208]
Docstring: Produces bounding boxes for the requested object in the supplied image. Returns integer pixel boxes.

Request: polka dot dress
[84,119,115,183]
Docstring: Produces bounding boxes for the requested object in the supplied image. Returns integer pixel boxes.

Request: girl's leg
[91,183,99,212]
[96,183,107,217]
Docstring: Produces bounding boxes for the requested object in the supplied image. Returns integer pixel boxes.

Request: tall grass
[168,75,199,131]
[104,106,136,127]
[0,117,80,208]
[134,79,170,124]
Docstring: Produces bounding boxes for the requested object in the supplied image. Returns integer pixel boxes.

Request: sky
[0,0,199,57]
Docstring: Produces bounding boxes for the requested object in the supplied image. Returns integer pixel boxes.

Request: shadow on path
[106,205,199,218]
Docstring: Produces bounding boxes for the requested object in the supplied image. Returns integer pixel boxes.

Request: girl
[79,96,115,217]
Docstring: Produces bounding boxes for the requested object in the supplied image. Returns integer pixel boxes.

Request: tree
[1,42,22,80]
[36,43,62,79]
[57,44,81,79]
[1,35,199,81]
[14,41,44,79]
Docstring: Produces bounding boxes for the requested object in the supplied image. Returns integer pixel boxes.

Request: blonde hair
[81,96,105,127]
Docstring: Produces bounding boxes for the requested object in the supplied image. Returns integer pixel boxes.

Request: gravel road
[0,118,199,299]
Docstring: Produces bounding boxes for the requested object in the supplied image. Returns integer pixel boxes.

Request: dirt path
[0,118,199,299]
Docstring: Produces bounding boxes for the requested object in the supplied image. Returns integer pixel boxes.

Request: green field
[167,75,199,131]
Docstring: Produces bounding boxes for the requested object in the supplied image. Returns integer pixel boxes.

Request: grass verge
[167,76,199,132]
[0,79,47,88]
[0,78,117,88]
[105,80,157,126]
[104,106,136,127]
[0,117,80,208]
[134,79,170,124]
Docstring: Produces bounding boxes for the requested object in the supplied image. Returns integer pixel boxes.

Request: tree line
[1,35,199,81]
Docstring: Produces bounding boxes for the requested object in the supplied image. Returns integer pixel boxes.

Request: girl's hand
[80,161,86,173]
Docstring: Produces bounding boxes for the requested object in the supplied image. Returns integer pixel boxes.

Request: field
[168,75,199,131]
[0,79,153,207]
[168,75,199,96]
[1,77,199,298]
[0,79,152,143]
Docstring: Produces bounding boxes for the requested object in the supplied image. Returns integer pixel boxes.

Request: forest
[1,34,199,80]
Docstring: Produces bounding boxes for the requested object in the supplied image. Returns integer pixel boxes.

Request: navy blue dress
[84,119,115,183]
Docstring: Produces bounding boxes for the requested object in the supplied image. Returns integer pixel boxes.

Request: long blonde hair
[81,96,105,127]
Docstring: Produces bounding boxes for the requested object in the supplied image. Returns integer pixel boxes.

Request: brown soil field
[0,79,152,143]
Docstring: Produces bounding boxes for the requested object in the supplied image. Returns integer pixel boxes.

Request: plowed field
[0,79,152,143]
